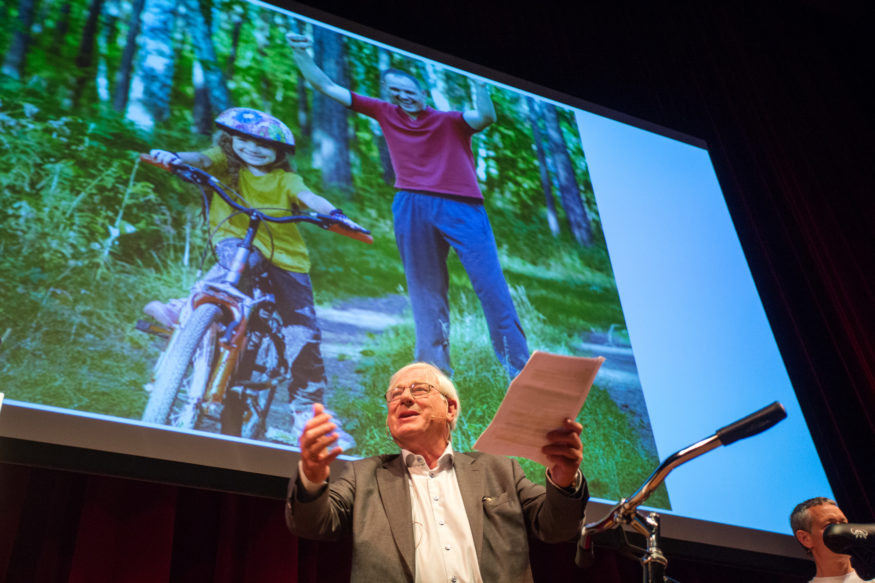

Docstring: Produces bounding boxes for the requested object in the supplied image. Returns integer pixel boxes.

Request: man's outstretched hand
[299,403,344,484]
[542,418,584,489]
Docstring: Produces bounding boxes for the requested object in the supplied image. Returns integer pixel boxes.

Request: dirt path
[574,332,659,460]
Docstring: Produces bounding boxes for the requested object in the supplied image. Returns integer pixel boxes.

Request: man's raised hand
[299,403,344,484]
[285,32,312,52]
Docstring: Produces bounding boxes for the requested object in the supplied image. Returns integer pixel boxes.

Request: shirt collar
[402,442,455,470]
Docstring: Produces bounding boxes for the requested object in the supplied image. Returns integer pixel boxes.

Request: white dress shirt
[402,443,482,583]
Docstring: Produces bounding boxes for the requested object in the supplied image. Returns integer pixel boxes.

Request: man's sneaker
[144,298,184,327]
[289,404,356,452]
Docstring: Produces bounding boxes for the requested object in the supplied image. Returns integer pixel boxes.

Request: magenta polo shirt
[350,93,484,200]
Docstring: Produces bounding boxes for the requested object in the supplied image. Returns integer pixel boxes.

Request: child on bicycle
[147,107,361,448]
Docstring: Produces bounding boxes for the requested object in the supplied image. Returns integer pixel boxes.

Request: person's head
[381,69,428,115]
[214,107,295,178]
[791,497,849,560]
[385,363,460,451]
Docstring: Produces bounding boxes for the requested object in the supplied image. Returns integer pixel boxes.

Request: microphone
[824,523,875,554]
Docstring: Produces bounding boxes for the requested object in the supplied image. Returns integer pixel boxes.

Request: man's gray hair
[790,496,838,534]
[387,362,460,430]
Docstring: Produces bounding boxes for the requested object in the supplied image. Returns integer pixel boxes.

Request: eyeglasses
[386,382,436,403]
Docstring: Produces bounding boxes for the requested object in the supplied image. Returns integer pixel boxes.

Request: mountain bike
[137,154,372,440]
[576,402,788,582]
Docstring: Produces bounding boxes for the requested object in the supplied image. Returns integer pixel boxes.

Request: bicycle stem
[635,512,668,583]
[222,216,263,287]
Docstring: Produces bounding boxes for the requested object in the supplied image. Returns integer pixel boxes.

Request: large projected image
[0,0,664,508]
[0,0,835,542]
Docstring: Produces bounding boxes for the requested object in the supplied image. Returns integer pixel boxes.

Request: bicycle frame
[187,215,271,415]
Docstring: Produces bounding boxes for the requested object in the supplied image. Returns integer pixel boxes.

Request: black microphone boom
[823,523,875,554]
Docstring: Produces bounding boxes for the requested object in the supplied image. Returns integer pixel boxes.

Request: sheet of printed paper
[473,351,604,466]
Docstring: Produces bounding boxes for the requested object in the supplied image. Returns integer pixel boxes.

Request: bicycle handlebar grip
[327,223,374,244]
[716,401,787,446]
[139,153,173,170]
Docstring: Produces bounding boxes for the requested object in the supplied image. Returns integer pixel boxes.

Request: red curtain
[1,462,810,582]
[0,464,297,582]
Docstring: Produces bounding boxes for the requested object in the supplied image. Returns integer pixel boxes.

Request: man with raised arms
[287,33,530,379]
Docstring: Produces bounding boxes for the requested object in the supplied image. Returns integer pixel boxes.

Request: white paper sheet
[473,351,604,466]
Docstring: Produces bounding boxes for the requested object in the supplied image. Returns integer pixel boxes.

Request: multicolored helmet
[215,107,295,152]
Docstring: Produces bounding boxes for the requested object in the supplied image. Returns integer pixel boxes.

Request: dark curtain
[0,462,810,582]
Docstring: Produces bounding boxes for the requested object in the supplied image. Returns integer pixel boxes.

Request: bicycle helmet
[215,107,295,153]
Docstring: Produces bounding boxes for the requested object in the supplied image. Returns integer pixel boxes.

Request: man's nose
[397,388,416,403]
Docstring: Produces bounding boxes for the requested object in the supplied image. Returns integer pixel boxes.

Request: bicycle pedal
[136,319,171,338]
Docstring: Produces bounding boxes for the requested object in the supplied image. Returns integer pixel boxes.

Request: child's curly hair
[216,131,294,188]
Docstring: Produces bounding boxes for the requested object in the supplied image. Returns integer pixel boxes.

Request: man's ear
[446,399,459,422]
[795,529,814,550]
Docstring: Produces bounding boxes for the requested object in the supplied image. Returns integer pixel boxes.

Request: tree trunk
[2,0,39,80]
[95,0,121,102]
[71,0,105,106]
[185,0,230,120]
[50,0,73,54]
[112,0,146,112]
[287,16,310,138]
[125,0,179,131]
[526,97,560,237]
[312,27,353,196]
[192,60,213,134]
[540,101,593,246]
[225,10,243,79]
[373,46,394,184]
[252,8,272,111]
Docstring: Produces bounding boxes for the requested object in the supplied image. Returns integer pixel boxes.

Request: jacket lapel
[376,455,415,580]
[453,452,484,560]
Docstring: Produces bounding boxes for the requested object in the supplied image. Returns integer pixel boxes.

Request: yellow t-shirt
[202,147,310,273]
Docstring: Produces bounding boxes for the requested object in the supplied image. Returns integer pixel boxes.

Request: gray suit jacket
[285,451,588,582]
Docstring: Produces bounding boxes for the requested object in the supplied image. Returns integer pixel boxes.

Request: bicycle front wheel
[221,326,283,440]
[142,304,223,426]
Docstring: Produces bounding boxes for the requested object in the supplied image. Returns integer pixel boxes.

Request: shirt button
[429,472,435,478]
[439,520,445,526]
[444,545,451,551]
[451,577,457,583]
[433,495,439,501]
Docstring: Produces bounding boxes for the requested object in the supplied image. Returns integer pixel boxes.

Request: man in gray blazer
[285,362,588,582]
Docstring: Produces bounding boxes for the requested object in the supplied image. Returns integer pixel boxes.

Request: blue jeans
[392,191,529,378]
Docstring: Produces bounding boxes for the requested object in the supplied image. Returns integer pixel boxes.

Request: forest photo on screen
[0,0,668,507]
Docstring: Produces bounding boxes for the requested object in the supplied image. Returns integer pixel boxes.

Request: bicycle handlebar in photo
[139,154,374,244]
